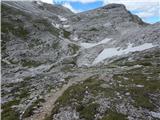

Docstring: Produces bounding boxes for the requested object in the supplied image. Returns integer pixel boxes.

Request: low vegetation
[1,80,30,120]
[22,98,45,118]
[63,29,71,38]
[68,44,80,55]
[21,59,42,68]
[101,110,127,120]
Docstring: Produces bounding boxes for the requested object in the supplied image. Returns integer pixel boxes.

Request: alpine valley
[1,1,160,120]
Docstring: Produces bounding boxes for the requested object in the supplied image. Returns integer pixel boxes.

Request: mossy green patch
[52,41,59,49]
[61,65,75,73]
[21,59,42,68]
[113,64,160,110]
[1,80,30,120]
[46,76,103,120]
[1,99,20,109]
[2,22,29,38]
[54,76,110,108]
[79,103,99,120]
[55,82,86,106]
[102,110,127,120]
[1,106,19,120]
[34,19,60,37]
[63,30,71,38]
[132,92,154,109]
[68,44,80,55]
[1,99,20,120]
[22,98,45,118]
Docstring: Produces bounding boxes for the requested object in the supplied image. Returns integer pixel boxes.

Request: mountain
[1,1,160,120]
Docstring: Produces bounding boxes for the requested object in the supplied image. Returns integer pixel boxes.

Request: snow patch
[58,15,67,22]
[80,38,111,49]
[36,1,43,5]
[136,85,144,88]
[51,22,60,29]
[93,43,154,64]
[73,35,79,41]
[63,24,70,28]
[41,0,53,4]
[151,112,160,119]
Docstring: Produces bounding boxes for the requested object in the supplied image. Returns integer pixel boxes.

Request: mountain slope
[1,1,160,120]
[67,4,147,42]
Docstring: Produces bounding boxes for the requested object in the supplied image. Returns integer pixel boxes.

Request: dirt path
[24,74,91,120]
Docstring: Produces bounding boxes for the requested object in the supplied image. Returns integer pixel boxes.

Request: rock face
[1,1,160,120]
[67,3,146,43]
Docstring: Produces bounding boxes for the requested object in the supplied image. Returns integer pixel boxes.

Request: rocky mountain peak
[102,3,126,10]
[66,3,147,45]
[99,3,145,26]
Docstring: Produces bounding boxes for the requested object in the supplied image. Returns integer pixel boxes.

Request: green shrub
[63,30,71,38]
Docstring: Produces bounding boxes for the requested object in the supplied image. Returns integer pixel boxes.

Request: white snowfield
[58,15,67,22]
[93,43,154,64]
[51,22,60,29]
[80,38,111,48]
[63,24,70,28]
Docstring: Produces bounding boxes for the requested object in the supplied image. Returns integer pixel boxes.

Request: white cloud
[2,0,54,4]
[137,12,155,18]
[62,2,81,13]
[136,5,159,18]
[54,0,159,22]
[103,0,160,20]
[54,0,159,4]
[69,0,97,3]
[41,0,53,4]
[104,0,159,4]
[54,0,97,4]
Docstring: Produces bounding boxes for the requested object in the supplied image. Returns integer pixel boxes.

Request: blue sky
[43,0,160,23]
[65,1,103,12]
